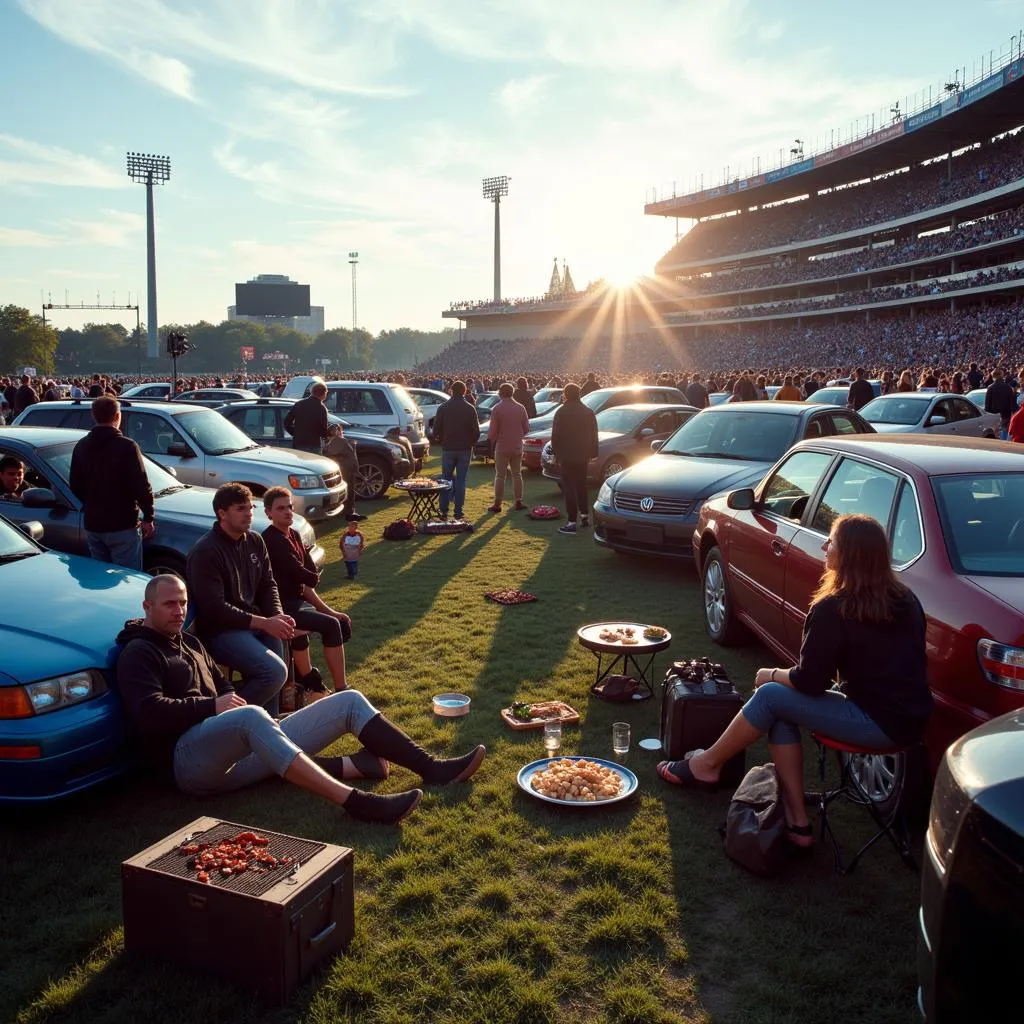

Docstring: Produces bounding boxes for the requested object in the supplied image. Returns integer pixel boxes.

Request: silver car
[13,400,347,522]
[859,393,1001,438]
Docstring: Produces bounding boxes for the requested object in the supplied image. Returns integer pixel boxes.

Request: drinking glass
[612,721,630,756]
[543,719,562,755]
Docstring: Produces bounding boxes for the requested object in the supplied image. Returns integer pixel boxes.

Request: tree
[373,327,457,369]
[0,305,58,374]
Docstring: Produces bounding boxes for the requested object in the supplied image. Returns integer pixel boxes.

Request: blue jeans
[345,560,359,579]
[204,630,288,716]
[172,690,380,795]
[741,682,895,748]
[86,526,143,570]
[440,449,471,516]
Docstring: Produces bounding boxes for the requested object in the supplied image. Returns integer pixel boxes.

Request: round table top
[577,621,672,653]
[393,478,452,492]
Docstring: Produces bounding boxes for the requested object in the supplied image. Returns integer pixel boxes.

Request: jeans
[741,682,896,747]
[560,461,589,521]
[282,597,349,649]
[172,690,380,795]
[440,449,471,515]
[204,630,288,715]
[1000,423,1009,441]
[493,450,523,504]
[344,560,359,579]
[86,526,143,569]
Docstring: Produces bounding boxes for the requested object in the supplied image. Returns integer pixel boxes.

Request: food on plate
[530,758,623,801]
[178,831,293,883]
[510,700,568,722]
[402,477,435,488]
[511,702,535,721]
[643,626,668,640]
[597,626,639,644]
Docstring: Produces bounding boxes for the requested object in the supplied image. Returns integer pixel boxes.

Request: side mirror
[165,442,196,458]
[19,520,44,541]
[22,487,58,509]
[727,487,756,511]
[927,415,947,427]
[164,465,178,477]
[650,439,664,451]
[639,427,655,438]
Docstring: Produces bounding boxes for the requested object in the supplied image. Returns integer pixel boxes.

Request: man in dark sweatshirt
[69,396,155,569]
[550,382,599,535]
[431,379,480,519]
[115,574,485,823]
[284,382,330,452]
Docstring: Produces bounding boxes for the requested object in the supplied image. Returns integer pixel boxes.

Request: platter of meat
[500,700,580,731]
[176,830,295,885]
[484,588,538,605]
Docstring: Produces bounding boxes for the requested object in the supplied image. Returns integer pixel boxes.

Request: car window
[891,484,924,565]
[332,388,391,416]
[61,408,94,429]
[930,399,955,424]
[175,409,255,454]
[17,407,66,427]
[760,451,833,520]
[595,407,648,434]
[861,397,930,425]
[648,410,678,435]
[39,441,181,495]
[932,473,1024,576]
[827,413,863,435]
[141,386,166,397]
[661,409,797,461]
[0,445,53,491]
[241,407,279,439]
[952,398,978,421]
[123,411,188,455]
[811,458,899,534]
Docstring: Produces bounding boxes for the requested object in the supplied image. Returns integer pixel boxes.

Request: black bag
[659,658,745,785]
[591,674,643,703]
[382,518,415,540]
[721,763,787,877]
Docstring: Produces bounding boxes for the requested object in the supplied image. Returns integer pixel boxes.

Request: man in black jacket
[69,396,155,569]
[846,368,874,411]
[13,375,39,416]
[115,574,485,822]
[284,382,330,452]
[984,368,1016,440]
[551,382,599,535]
[186,482,295,714]
[431,380,480,519]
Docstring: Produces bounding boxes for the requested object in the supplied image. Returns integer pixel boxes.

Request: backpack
[591,674,645,703]
[720,763,787,876]
[382,518,416,541]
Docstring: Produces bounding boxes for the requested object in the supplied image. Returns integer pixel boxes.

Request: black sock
[420,745,486,785]
[343,788,422,823]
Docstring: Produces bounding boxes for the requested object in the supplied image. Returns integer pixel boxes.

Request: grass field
[2,457,924,1024]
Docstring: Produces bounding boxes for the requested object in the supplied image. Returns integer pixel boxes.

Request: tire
[601,457,628,480]
[702,546,746,645]
[143,551,186,579]
[355,457,391,501]
[842,744,930,820]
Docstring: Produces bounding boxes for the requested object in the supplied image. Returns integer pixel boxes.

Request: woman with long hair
[896,370,915,392]
[658,514,932,847]
[950,371,965,395]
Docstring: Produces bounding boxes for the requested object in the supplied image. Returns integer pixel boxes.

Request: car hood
[223,445,337,475]
[597,430,627,443]
[867,423,921,434]
[947,710,1024,800]
[151,485,280,533]
[612,453,771,497]
[0,552,149,684]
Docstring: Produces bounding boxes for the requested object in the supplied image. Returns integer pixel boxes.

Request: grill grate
[614,491,693,516]
[145,821,326,898]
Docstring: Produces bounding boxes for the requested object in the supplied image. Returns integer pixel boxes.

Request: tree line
[0,305,456,375]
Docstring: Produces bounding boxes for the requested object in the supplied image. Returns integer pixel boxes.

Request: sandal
[656,754,720,792]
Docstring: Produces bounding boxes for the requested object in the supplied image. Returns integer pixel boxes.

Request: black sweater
[262,524,319,600]
[788,593,933,745]
[551,399,599,464]
[186,525,283,638]
[284,395,329,449]
[432,395,481,450]
[69,424,155,532]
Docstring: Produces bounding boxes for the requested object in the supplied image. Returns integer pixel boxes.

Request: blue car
[0,512,150,802]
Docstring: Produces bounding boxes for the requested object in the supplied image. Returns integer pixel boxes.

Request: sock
[315,749,389,780]
[343,788,422,824]
[359,714,486,784]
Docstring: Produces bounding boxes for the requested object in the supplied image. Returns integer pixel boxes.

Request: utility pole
[348,251,359,331]
[482,176,510,302]
[126,152,171,359]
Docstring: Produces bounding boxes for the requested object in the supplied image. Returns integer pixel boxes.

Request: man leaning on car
[68,396,155,570]
[284,381,330,453]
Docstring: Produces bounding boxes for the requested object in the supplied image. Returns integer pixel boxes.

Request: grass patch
[1,458,923,1023]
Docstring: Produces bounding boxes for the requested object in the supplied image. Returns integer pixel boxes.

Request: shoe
[655,754,721,792]
[454,509,464,519]
[349,512,367,522]
[558,522,577,535]
[579,516,589,528]
[343,788,422,824]
[298,668,328,694]
[488,504,501,513]
[514,501,526,511]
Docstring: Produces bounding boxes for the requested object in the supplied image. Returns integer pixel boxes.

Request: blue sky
[1,0,1022,335]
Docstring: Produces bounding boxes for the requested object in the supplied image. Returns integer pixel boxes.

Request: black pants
[561,461,589,521]
[282,598,349,650]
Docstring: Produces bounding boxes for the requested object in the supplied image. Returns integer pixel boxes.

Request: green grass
[1,457,924,1024]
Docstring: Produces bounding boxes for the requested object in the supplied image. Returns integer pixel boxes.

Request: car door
[122,410,205,485]
[925,398,958,435]
[824,411,868,436]
[949,397,988,437]
[726,450,834,648]
[628,410,678,461]
[235,406,280,445]
[0,444,85,553]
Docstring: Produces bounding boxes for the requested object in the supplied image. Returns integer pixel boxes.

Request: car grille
[322,469,342,489]
[614,492,693,516]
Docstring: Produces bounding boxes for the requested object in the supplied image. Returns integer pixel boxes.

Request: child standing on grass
[341,519,365,579]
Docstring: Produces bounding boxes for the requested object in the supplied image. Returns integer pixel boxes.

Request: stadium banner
[1005,58,1024,84]
[765,157,814,185]
[959,70,1004,108]
[940,94,960,116]
[905,104,942,133]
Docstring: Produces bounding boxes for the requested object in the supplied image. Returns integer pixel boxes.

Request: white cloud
[497,75,552,115]
[0,226,57,247]
[59,209,145,249]
[0,134,128,190]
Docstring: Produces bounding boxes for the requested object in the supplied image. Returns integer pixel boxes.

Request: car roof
[323,380,395,389]
[24,399,207,414]
[598,403,697,413]
[791,434,1024,473]
[592,384,680,394]
[0,426,87,446]
[700,400,817,417]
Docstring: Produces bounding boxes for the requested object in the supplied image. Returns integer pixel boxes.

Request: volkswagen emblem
[640,496,655,512]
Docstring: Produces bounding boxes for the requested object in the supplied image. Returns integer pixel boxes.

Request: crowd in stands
[660,130,1024,265]
[449,280,605,314]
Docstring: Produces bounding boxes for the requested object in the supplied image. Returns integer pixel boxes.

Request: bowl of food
[643,625,669,641]
[432,693,472,717]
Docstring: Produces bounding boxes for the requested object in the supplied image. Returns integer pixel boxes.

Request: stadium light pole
[126,152,171,360]
[348,251,359,331]
[482,175,510,302]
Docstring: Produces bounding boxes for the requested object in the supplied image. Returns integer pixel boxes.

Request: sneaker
[454,509,464,519]
[349,512,367,522]
[558,522,577,535]
[514,501,526,511]
[488,504,502,513]
[579,516,589,528]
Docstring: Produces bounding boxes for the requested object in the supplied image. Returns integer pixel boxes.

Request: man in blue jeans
[430,380,480,519]
[186,482,295,715]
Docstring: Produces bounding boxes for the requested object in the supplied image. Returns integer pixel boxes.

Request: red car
[692,434,1024,814]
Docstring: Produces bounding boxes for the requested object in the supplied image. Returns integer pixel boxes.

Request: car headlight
[388,444,406,457]
[925,758,970,876]
[296,519,316,549]
[18,670,107,717]
[597,480,614,505]
[288,474,322,490]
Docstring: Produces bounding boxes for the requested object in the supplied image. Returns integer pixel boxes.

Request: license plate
[626,523,663,545]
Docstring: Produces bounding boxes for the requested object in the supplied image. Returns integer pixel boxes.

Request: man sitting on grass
[116,574,486,824]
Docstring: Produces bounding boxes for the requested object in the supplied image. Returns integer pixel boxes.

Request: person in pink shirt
[487,382,531,512]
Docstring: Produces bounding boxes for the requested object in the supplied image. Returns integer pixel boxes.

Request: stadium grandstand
[429,41,1024,377]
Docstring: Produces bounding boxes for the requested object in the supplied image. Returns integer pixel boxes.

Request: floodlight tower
[348,251,359,331]
[126,152,171,359]
[482,175,510,302]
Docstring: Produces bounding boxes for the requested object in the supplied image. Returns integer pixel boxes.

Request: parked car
[859,393,1000,438]
[173,388,260,407]
[593,401,873,557]
[0,426,324,577]
[805,385,861,406]
[216,398,411,500]
[119,382,172,400]
[0,511,149,802]
[13,401,346,522]
[405,387,450,434]
[473,392,501,425]
[965,387,1023,411]
[918,708,1024,1023]
[692,433,1024,816]
[532,387,564,417]
[541,404,698,484]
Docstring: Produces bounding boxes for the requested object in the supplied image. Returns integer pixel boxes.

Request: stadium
[428,44,1024,379]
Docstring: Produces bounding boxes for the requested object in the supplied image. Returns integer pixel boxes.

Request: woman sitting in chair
[658,514,933,847]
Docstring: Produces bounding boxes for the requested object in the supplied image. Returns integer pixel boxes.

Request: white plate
[517,756,638,807]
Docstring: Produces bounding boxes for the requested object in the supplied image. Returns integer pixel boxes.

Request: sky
[1,0,1022,336]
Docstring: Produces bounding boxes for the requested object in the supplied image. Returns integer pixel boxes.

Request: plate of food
[642,625,669,641]
[501,700,580,730]
[517,756,638,806]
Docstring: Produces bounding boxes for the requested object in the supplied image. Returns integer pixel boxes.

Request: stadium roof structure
[647,57,1024,222]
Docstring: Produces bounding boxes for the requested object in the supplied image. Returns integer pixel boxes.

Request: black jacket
[847,379,874,411]
[186,524,283,639]
[513,387,537,418]
[284,395,329,449]
[551,399,599,464]
[69,424,155,532]
[984,380,1017,421]
[14,384,38,414]
[116,620,233,770]
[788,593,933,746]
[262,524,319,600]
[685,381,709,408]
[432,394,481,450]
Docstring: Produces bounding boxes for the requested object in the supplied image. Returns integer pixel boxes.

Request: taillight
[977,639,1024,691]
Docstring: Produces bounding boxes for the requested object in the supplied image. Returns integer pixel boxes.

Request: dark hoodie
[788,592,933,746]
[116,620,234,768]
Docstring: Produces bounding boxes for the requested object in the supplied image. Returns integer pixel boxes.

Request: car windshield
[660,410,796,461]
[860,396,929,425]
[932,473,1024,577]
[477,394,501,410]
[534,388,562,403]
[39,442,186,496]
[175,409,258,455]
[806,388,846,405]
[595,407,650,434]
[0,513,39,560]
[390,386,416,415]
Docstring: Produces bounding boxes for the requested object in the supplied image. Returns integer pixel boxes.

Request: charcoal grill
[122,816,353,1002]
